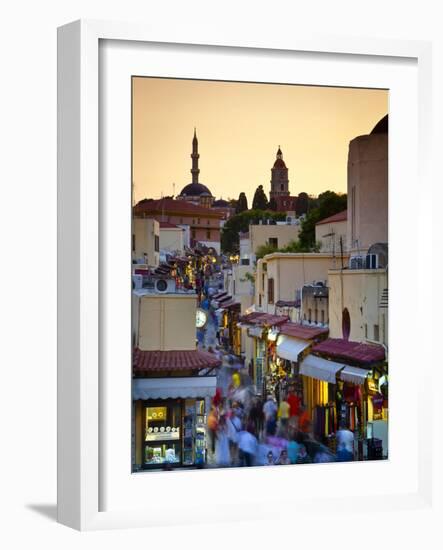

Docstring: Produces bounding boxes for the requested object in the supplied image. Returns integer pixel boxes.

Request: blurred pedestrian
[215,416,230,467]
[238,425,258,467]
[263,395,277,436]
[287,389,301,430]
[336,422,355,462]
[277,396,290,437]
[287,434,300,465]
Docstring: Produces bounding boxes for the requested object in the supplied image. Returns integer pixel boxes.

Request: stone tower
[270,147,290,200]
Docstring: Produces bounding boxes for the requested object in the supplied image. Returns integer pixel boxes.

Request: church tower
[270,147,289,200]
[190,128,200,184]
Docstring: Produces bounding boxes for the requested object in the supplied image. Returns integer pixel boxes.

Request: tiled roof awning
[133,376,217,400]
[133,349,221,375]
[313,338,385,365]
[279,322,329,340]
[239,312,289,327]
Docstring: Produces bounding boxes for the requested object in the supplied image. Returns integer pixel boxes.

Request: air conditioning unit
[132,274,143,290]
[365,253,379,269]
[154,277,176,294]
[349,255,365,270]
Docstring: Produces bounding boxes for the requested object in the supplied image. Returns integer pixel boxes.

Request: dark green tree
[298,190,347,250]
[295,192,309,216]
[268,197,278,211]
[235,192,249,214]
[252,185,269,210]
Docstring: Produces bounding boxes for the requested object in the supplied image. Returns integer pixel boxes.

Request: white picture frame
[57,19,434,531]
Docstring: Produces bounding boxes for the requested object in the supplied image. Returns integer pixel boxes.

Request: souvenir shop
[268,332,311,403]
[297,353,389,459]
[132,376,217,470]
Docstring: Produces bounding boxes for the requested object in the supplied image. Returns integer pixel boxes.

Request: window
[132,234,135,252]
[191,229,196,239]
[197,218,201,224]
[240,258,250,266]
[321,310,325,324]
[281,184,284,191]
[314,308,318,323]
[268,278,274,304]
[262,274,265,291]
[308,309,312,323]
[206,230,211,239]
[365,323,368,338]
[207,220,210,225]
[268,237,278,248]
[154,235,159,252]
[373,324,380,341]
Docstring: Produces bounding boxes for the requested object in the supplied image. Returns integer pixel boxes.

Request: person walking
[215,416,230,467]
[277,396,290,437]
[263,395,278,436]
[336,422,355,462]
[238,425,258,467]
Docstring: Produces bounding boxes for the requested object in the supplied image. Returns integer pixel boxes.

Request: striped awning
[133,376,217,400]
[340,365,371,385]
[299,354,345,383]
[276,334,310,362]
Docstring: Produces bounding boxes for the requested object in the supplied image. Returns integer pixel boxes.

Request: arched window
[342,308,351,340]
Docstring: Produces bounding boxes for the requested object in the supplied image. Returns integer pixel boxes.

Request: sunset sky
[132,77,388,205]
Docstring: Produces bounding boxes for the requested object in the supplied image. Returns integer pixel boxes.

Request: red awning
[312,338,385,365]
[133,349,221,375]
[239,312,289,327]
[279,322,329,340]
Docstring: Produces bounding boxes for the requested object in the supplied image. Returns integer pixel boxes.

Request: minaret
[190,128,200,184]
[270,146,289,199]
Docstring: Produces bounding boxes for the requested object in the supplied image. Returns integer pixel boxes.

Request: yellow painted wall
[137,294,197,350]
[257,253,349,314]
[133,218,160,267]
[315,219,348,253]
[328,268,388,345]
[159,227,185,254]
[249,223,300,256]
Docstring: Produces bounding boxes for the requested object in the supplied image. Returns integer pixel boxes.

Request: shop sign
[145,427,180,441]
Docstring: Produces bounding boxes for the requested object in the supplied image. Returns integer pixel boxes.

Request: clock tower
[270,147,290,200]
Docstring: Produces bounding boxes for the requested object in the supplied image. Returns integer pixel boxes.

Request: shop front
[132,376,217,470]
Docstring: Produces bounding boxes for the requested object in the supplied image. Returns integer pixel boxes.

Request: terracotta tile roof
[134,198,223,218]
[239,312,289,327]
[312,338,385,365]
[280,322,329,340]
[316,210,348,226]
[159,221,181,229]
[133,349,221,375]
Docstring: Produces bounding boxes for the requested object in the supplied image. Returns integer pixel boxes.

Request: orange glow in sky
[132,77,388,204]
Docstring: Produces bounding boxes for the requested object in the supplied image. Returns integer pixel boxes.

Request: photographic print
[131,77,388,472]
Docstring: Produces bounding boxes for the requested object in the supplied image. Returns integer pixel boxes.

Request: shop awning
[299,355,344,383]
[340,365,371,385]
[133,376,217,400]
[276,334,310,362]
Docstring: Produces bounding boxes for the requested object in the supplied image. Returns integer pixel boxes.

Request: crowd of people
[196,267,356,469]
[205,366,355,468]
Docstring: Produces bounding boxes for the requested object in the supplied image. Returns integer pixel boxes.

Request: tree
[297,190,347,250]
[252,185,269,210]
[235,192,248,214]
[295,192,308,216]
[221,209,286,253]
[268,197,278,211]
